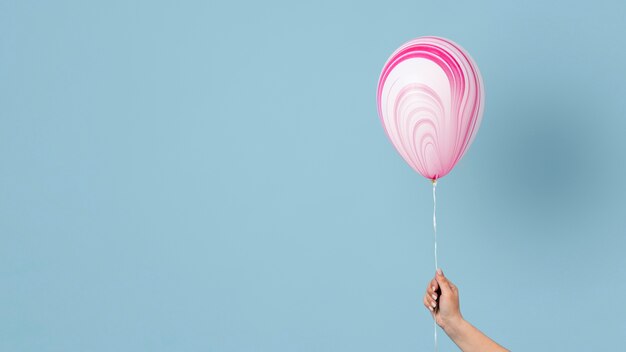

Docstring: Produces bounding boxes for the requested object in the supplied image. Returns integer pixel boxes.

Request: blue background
[2,0,625,351]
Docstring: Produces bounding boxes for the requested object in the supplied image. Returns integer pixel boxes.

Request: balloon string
[432,179,438,352]
[433,179,438,271]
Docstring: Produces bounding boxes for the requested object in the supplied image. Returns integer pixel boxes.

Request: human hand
[423,269,509,351]
[423,268,463,331]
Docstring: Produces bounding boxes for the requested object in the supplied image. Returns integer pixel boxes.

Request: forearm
[443,318,508,352]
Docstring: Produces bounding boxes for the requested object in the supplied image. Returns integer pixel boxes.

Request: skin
[423,269,509,352]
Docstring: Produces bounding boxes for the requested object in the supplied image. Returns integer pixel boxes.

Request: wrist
[441,315,466,338]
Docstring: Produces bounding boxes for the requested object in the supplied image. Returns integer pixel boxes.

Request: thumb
[435,269,452,295]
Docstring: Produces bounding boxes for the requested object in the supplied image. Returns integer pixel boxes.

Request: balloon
[376,36,484,181]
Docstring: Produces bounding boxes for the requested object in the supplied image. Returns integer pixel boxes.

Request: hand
[423,268,463,331]
[423,269,509,351]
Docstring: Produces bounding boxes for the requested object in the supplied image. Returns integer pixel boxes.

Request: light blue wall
[2,0,625,350]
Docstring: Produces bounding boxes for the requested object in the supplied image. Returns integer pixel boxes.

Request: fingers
[423,293,437,312]
[425,271,454,315]
[426,279,439,301]
[435,269,452,295]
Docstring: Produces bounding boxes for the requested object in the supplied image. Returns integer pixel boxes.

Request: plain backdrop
[2,0,625,351]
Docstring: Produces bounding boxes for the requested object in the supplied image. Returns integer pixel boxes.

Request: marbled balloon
[377,36,484,180]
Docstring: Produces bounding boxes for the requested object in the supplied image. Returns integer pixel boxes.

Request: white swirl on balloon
[377,36,484,180]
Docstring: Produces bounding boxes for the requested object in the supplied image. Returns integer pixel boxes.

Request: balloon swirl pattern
[377,36,484,180]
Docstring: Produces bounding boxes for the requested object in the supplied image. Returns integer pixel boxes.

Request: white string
[433,179,438,271]
[432,179,438,352]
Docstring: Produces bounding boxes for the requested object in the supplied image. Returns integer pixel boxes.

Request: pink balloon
[377,36,484,180]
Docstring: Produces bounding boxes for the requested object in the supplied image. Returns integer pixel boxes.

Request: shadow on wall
[487,91,600,218]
